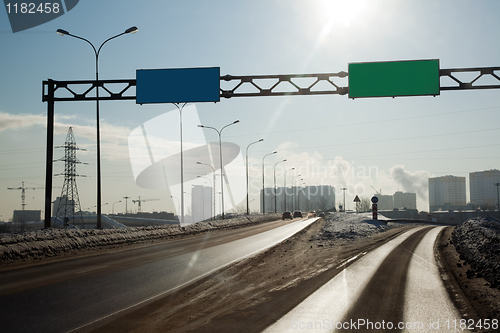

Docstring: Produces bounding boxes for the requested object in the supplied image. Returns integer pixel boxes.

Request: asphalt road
[264,226,466,333]
[0,217,318,333]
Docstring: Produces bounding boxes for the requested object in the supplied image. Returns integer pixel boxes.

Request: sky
[0,0,499,221]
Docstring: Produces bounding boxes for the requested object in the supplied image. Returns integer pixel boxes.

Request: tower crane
[371,186,382,195]
[7,181,46,230]
[132,197,160,213]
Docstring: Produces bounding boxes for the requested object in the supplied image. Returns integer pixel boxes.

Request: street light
[197,176,213,220]
[495,183,500,211]
[197,162,216,221]
[123,196,130,214]
[262,151,277,214]
[284,168,295,211]
[198,120,239,219]
[57,26,138,229]
[293,178,303,211]
[341,187,347,212]
[246,139,264,215]
[274,159,287,213]
[291,175,302,211]
[297,182,306,211]
[112,200,121,215]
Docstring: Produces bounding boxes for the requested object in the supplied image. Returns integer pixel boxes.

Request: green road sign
[348,59,440,98]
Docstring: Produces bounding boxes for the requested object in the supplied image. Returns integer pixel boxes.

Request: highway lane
[0,217,318,333]
[264,226,466,333]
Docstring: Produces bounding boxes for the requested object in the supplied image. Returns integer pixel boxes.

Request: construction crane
[371,186,382,195]
[132,196,160,213]
[7,181,45,231]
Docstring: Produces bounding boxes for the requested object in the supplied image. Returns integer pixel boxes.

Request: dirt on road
[93,219,421,333]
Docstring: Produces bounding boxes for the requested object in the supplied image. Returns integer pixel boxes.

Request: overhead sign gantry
[42,60,500,228]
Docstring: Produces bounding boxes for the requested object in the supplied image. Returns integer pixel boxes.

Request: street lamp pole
[197,176,213,220]
[112,200,121,215]
[198,120,239,219]
[274,159,286,213]
[298,182,306,211]
[261,151,277,214]
[246,139,263,215]
[197,162,216,221]
[293,177,303,211]
[341,187,347,212]
[284,168,295,212]
[495,183,500,211]
[291,175,302,211]
[56,26,138,229]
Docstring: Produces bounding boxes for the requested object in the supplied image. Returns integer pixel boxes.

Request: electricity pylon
[55,127,86,228]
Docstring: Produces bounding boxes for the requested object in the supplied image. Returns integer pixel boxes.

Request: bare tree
[358,197,372,213]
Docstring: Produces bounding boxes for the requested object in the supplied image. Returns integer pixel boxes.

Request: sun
[320,0,370,28]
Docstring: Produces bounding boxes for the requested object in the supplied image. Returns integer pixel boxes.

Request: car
[282,211,293,220]
[318,212,325,218]
[293,211,303,218]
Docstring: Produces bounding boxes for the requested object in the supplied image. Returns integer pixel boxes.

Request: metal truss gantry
[42,66,500,228]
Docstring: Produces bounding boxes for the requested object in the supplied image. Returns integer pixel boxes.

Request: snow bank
[0,213,280,265]
[452,216,500,288]
[319,212,410,240]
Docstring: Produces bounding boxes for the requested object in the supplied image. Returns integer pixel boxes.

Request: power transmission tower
[55,127,87,228]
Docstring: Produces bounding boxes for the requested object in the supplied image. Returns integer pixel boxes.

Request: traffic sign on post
[136,67,220,104]
[348,59,440,98]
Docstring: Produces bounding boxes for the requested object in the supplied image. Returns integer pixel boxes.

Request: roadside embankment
[0,214,280,267]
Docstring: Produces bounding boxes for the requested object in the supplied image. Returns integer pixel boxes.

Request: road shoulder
[435,226,500,331]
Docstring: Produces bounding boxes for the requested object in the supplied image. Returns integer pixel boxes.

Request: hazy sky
[1,0,499,220]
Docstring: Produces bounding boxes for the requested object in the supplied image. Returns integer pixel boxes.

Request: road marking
[168,248,184,252]
[76,266,108,274]
[66,217,321,333]
[263,227,426,333]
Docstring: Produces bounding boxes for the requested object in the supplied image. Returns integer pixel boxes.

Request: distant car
[293,211,303,218]
[308,211,317,218]
[318,212,325,218]
[282,211,293,220]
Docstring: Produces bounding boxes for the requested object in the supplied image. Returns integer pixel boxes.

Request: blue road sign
[136,67,220,104]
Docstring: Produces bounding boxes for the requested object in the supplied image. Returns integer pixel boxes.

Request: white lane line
[403,226,467,333]
[67,217,321,333]
[76,266,108,274]
[263,227,427,333]
[168,248,184,253]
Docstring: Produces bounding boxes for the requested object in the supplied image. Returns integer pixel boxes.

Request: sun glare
[321,0,370,28]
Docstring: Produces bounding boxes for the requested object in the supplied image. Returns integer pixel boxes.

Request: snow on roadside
[0,214,280,265]
[452,216,500,288]
[319,212,410,240]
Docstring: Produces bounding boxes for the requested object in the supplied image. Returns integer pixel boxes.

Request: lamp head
[196,161,202,164]
[258,138,264,142]
[198,125,204,128]
[56,29,69,36]
[125,26,138,34]
[233,120,240,124]
[272,151,277,154]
